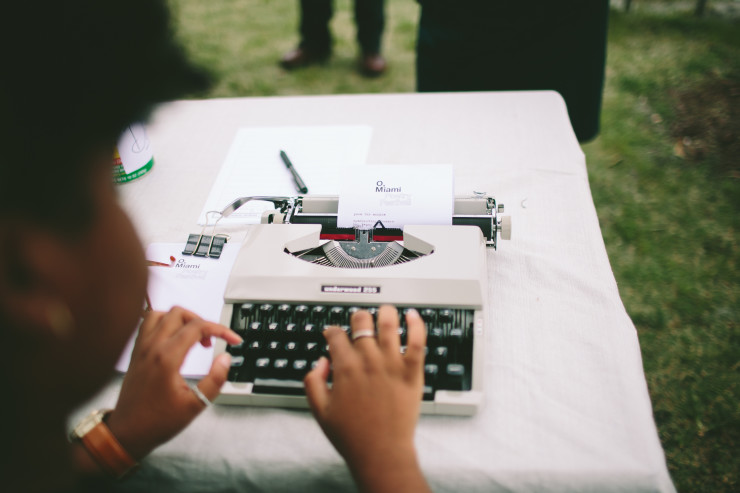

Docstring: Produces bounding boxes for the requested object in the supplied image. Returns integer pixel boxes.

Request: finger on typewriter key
[348,306,361,317]
[303,309,429,492]
[404,308,427,375]
[376,305,401,356]
[227,339,244,352]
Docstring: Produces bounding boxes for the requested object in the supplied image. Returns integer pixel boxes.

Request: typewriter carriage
[221,194,509,269]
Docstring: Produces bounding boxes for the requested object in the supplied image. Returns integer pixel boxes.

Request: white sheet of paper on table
[198,125,373,226]
[115,243,240,378]
[337,164,454,230]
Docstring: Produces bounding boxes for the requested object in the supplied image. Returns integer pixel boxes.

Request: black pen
[280,150,308,194]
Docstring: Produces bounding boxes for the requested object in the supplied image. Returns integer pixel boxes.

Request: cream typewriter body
[213,195,510,415]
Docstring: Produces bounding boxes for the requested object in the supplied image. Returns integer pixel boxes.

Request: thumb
[303,357,331,420]
[197,352,232,401]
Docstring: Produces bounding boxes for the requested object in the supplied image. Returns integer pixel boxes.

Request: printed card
[337,165,454,230]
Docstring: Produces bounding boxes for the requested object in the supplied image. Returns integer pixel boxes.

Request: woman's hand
[105,306,242,460]
[304,305,431,493]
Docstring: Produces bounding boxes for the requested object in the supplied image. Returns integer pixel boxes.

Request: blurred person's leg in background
[281,0,333,69]
[416,0,609,142]
[355,0,387,76]
[281,0,387,77]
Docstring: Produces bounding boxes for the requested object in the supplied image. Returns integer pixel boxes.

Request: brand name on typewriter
[321,285,381,294]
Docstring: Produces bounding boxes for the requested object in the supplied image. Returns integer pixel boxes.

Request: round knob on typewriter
[499,215,512,240]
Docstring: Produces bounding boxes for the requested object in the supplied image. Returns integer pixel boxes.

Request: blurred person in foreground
[0,1,429,492]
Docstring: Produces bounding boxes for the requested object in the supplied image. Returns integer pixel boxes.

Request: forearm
[347,445,431,493]
[69,440,108,477]
[69,439,137,490]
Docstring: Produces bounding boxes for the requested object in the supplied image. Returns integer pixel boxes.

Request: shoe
[279,47,330,70]
[360,53,386,77]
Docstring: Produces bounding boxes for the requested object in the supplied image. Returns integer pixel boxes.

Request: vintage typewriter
[213,194,510,415]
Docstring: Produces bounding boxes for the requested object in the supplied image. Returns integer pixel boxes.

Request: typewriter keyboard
[225,303,475,400]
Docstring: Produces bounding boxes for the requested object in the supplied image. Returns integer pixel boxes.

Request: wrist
[69,409,139,479]
[347,443,427,493]
[103,410,151,461]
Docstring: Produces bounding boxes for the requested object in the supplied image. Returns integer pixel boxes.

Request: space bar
[253,378,306,395]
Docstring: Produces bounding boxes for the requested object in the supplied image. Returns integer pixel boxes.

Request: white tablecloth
[73,91,675,492]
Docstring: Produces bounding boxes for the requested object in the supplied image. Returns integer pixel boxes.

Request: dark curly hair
[0,0,210,231]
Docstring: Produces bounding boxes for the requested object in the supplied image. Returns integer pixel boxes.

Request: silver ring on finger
[189,382,212,407]
[351,329,376,342]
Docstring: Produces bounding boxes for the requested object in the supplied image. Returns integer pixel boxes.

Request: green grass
[169,0,418,96]
[583,8,739,491]
[169,1,739,491]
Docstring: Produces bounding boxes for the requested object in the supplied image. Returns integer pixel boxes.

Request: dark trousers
[299,0,385,55]
[416,0,609,142]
